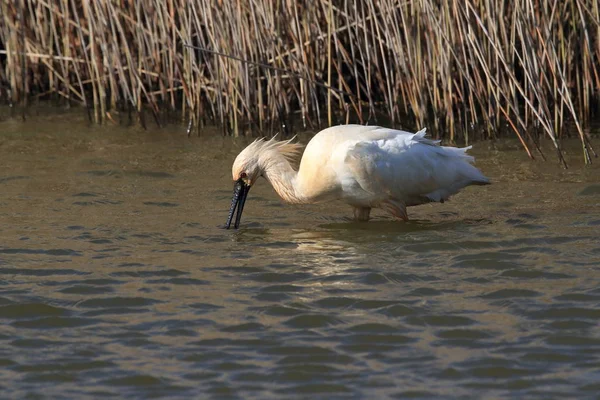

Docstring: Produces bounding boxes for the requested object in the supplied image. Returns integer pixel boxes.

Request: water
[1,114,599,399]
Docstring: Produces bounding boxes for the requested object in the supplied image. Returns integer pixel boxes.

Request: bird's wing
[344,129,480,206]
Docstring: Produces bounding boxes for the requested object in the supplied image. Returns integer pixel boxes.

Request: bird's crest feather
[247,136,304,166]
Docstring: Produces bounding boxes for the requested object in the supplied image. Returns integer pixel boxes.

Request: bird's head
[225,137,303,229]
[231,142,263,187]
[225,139,271,230]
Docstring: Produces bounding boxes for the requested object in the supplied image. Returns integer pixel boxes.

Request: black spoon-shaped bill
[225,178,250,229]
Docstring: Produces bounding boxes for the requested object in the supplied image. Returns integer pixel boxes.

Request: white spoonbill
[226,125,489,229]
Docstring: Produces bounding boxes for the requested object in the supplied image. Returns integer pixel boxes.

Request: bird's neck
[261,155,305,204]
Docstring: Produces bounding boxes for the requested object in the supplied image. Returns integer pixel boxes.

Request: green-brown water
[1,114,599,399]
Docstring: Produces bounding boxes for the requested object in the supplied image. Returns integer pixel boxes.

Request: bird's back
[296,125,405,202]
[296,125,488,207]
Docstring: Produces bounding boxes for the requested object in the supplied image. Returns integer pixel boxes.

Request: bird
[225,124,490,229]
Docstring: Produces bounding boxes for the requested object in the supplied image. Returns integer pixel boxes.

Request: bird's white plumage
[231,124,489,221]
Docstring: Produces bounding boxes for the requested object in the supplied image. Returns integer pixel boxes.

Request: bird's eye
[240,172,247,179]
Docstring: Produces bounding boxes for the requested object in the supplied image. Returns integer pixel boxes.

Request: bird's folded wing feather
[344,129,467,202]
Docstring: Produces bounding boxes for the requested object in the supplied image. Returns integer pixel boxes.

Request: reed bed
[0,0,598,163]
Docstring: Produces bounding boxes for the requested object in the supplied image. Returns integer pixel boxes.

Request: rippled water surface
[1,114,599,399]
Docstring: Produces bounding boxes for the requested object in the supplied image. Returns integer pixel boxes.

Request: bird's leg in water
[353,207,371,221]
[381,200,409,221]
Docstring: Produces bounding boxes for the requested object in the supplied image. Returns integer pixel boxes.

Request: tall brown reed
[0,0,598,164]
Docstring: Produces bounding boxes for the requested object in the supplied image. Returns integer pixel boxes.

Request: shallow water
[1,114,599,399]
